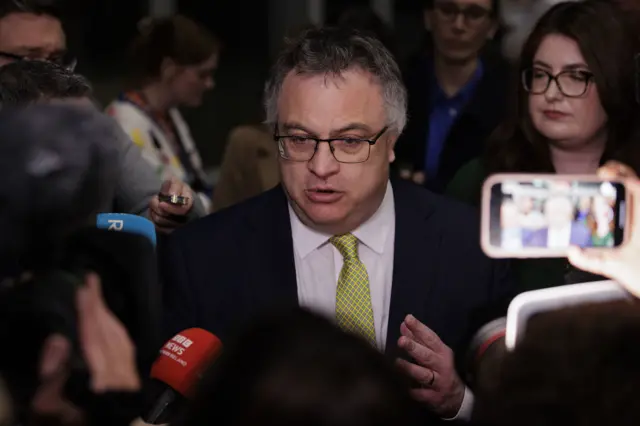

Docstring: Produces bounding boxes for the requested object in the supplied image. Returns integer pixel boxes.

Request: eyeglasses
[522,68,594,98]
[273,126,388,164]
[433,1,492,23]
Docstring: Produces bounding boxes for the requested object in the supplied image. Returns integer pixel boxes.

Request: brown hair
[129,14,220,84]
[484,1,640,175]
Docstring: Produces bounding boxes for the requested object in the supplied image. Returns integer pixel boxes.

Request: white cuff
[442,386,474,422]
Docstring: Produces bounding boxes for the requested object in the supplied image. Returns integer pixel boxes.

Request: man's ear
[388,134,398,163]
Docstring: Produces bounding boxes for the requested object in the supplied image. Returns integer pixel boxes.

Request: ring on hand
[423,371,436,388]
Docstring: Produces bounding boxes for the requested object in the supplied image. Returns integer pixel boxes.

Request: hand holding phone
[481,174,628,258]
[567,162,640,297]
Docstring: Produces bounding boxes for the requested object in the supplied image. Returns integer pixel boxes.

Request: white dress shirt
[548,224,572,248]
[290,181,396,351]
[288,180,474,421]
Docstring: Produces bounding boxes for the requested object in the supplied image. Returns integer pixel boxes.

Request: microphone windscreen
[96,213,156,246]
[151,328,222,397]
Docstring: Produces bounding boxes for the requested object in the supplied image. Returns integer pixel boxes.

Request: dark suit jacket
[161,180,512,361]
[396,53,511,193]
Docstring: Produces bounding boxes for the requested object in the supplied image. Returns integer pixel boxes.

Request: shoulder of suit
[393,179,480,225]
[172,186,282,243]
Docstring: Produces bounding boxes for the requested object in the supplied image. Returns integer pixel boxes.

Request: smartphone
[158,193,189,206]
[505,280,630,350]
[481,174,628,258]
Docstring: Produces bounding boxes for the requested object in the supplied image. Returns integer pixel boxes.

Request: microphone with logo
[96,213,157,246]
[142,328,223,425]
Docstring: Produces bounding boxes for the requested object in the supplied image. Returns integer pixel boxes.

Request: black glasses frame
[522,68,594,98]
[273,126,389,164]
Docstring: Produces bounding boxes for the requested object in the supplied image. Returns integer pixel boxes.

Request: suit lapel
[244,185,299,310]
[385,180,439,358]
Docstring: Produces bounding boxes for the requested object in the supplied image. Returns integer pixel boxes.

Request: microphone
[96,213,156,246]
[142,328,223,424]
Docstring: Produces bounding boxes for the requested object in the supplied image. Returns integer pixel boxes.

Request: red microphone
[143,328,223,424]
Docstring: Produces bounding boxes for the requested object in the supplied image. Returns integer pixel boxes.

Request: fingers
[599,161,638,180]
[157,177,193,213]
[567,246,619,280]
[398,336,440,369]
[77,273,140,393]
[77,273,109,390]
[400,321,416,340]
[40,334,71,379]
[625,178,640,241]
[403,315,444,352]
[412,172,426,185]
[396,358,437,388]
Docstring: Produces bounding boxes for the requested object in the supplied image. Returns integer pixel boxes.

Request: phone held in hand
[158,193,189,206]
[481,174,628,258]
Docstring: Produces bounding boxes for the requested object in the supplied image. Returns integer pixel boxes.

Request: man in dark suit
[162,27,512,423]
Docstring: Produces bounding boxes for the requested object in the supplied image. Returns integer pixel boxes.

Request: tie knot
[330,233,359,260]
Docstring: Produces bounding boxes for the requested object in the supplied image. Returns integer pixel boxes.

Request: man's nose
[307,142,340,179]
[452,13,467,31]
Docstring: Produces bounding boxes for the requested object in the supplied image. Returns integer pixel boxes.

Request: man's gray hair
[264,27,407,134]
[0,60,92,107]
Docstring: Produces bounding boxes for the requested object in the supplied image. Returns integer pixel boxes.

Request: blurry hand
[149,177,195,234]
[395,315,465,418]
[77,273,140,393]
[568,161,640,297]
[32,334,85,426]
[412,171,426,185]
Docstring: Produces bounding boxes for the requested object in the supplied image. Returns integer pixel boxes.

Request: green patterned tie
[330,233,376,345]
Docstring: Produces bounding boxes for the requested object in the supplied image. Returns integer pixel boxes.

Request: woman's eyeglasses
[522,68,594,98]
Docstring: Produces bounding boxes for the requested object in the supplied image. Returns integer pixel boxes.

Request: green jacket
[445,158,599,293]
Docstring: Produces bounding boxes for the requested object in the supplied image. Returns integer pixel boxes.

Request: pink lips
[543,110,569,119]
[305,187,343,203]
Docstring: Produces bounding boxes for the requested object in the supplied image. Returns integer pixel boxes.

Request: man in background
[397,0,508,193]
[0,0,207,230]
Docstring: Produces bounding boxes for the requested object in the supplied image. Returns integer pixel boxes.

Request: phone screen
[488,179,626,251]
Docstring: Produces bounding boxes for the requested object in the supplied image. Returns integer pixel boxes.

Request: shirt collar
[429,59,484,106]
[289,181,395,259]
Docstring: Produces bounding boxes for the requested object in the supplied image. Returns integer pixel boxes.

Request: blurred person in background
[211,124,279,212]
[0,59,206,232]
[213,7,395,212]
[335,5,396,55]
[0,0,207,232]
[446,1,640,292]
[500,0,582,63]
[472,299,640,426]
[587,195,615,247]
[522,196,592,248]
[0,0,73,69]
[0,104,150,426]
[107,15,220,213]
[179,309,423,426]
[395,0,508,193]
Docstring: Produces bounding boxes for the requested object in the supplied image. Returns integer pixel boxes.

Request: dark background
[64,0,426,172]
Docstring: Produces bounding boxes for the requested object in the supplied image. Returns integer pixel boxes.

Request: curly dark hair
[484,1,640,175]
